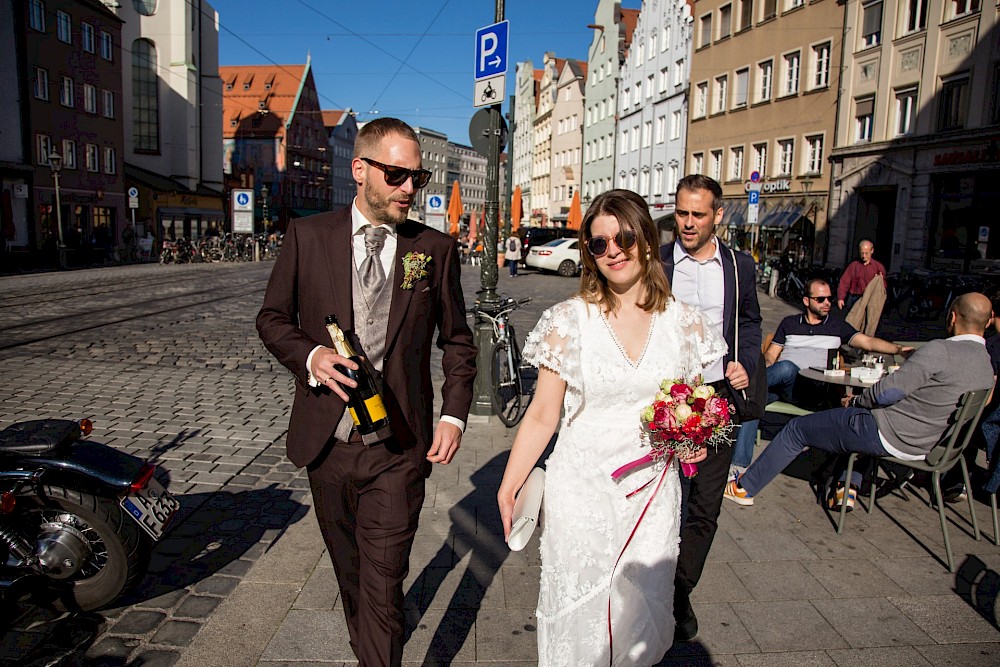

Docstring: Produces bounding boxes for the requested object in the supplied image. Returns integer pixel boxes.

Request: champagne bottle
[324,315,393,444]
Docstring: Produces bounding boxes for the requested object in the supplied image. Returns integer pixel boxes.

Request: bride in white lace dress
[498,190,727,666]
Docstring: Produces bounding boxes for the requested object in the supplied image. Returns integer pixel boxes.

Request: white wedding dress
[522,297,727,666]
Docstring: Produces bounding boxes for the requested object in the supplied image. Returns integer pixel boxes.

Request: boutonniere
[400,251,432,290]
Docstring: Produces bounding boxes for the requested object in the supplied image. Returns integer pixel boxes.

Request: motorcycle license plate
[120,476,180,540]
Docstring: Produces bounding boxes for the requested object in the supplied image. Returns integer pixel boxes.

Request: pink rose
[670,383,693,402]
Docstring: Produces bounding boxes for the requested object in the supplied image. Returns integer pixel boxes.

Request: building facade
[117,0,224,242]
[550,60,586,221]
[221,58,328,233]
[22,0,126,263]
[827,0,1000,273]
[448,142,487,217]
[414,126,449,223]
[322,109,358,211]
[531,53,565,225]
[1,0,30,255]
[617,0,694,222]
[583,1,639,205]
[512,61,539,211]
[686,0,842,264]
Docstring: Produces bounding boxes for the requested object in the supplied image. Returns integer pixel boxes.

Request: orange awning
[566,190,582,231]
[447,180,462,237]
[510,185,522,234]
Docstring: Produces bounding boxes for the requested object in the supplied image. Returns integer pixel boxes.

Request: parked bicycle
[896,269,983,321]
[471,296,536,427]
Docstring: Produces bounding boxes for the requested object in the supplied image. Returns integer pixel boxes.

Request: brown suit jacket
[256,207,477,476]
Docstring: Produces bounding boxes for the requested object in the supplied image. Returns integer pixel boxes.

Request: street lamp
[48,149,65,268]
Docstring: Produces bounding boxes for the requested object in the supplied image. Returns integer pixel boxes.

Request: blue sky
[213,0,639,144]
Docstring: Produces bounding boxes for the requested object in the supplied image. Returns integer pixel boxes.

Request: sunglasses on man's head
[361,158,432,189]
[808,295,832,303]
[586,229,637,257]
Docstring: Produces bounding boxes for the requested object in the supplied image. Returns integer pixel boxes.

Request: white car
[525,238,581,277]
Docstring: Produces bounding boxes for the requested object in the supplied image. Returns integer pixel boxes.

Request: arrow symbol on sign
[489,56,501,67]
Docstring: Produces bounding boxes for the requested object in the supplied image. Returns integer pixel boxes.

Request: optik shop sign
[744,179,792,193]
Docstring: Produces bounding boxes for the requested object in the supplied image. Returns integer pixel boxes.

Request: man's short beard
[364,187,408,225]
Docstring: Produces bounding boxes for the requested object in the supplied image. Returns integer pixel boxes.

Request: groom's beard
[364,186,411,225]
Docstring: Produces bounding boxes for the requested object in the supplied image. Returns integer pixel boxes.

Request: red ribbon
[607,451,674,665]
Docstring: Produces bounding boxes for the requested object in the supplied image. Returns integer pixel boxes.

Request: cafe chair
[837,388,990,572]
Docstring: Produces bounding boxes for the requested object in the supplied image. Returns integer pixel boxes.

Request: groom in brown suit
[257,117,477,666]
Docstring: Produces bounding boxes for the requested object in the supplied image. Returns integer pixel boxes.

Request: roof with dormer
[220,63,310,138]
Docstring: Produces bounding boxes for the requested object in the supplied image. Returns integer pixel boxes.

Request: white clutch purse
[508,467,545,551]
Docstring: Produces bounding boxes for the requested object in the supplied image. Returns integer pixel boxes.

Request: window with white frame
[659,68,669,92]
[36,134,53,165]
[640,169,650,197]
[82,22,94,52]
[628,172,636,191]
[29,0,45,31]
[740,0,753,30]
[631,125,639,150]
[695,82,708,117]
[84,84,96,113]
[662,25,670,51]
[787,0,804,9]
[667,164,678,193]
[60,77,74,107]
[855,97,874,142]
[947,0,981,20]
[719,4,732,39]
[671,110,682,139]
[62,139,76,169]
[729,146,744,181]
[938,75,969,130]
[584,143,591,163]
[650,32,657,57]
[757,60,773,101]
[642,121,652,147]
[600,99,607,119]
[646,74,654,99]
[783,52,800,95]
[805,135,823,173]
[777,139,793,175]
[654,166,664,196]
[632,86,640,106]
[656,115,666,143]
[674,59,684,86]
[895,88,917,135]
[103,89,114,118]
[812,42,830,89]
[635,41,644,65]
[710,149,723,180]
[714,74,728,113]
[104,146,116,174]
[57,10,71,43]
[861,2,882,48]
[100,31,113,60]
[33,68,49,100]
[700,14,712,48]
[692,152,704,175]
[620,128,628,154]
[904,0,928,32]
[86,144,99,171]
[622,89,629,112]
[735,68,749,108]
[753,142,767,176]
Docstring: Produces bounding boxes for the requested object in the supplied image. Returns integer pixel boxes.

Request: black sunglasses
[808,295,832,303]
[361,158,432,189]
[586,230,637,257]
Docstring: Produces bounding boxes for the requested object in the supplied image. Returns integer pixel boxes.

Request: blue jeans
[731,361,803,469]
[739,407,889,497]
[982,403,1000,494]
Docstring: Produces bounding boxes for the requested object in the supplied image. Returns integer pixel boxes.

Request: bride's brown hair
[577,189,672,314]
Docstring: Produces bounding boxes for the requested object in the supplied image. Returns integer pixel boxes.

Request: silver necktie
[360,225,388,298]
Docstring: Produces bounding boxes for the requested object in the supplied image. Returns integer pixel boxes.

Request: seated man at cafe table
[764,279,914,406]
[724,292,996,511]
[730,278,914,480]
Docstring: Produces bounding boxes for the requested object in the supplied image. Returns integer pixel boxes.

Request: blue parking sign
[748,190,760,205]
[475,21,509,80]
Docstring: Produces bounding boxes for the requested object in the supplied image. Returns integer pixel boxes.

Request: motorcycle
[0,419,179,611]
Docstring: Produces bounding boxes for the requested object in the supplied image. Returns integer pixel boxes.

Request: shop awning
[759,204,805,229]
[721,200,748,227]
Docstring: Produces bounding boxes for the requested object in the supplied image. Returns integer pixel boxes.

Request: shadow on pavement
[660,638,717,665]
[956,555,1000,632]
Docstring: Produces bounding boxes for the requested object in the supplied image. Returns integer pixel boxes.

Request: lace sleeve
[677,302,729,377]
[522,298,584,420]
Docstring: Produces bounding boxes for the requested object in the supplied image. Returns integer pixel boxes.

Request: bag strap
[730,246,750,406]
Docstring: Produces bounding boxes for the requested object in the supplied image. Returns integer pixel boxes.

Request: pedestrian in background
[505,233,522,277]
[256,117,477,667]
[837,239,887,312]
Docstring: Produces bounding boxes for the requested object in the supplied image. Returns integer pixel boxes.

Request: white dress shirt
[671,238,725,383]
[306,199,464,432]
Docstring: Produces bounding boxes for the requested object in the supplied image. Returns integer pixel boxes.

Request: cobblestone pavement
[3,259,998,666]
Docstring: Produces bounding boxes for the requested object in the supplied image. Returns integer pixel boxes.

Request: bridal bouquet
[638,376,734,478]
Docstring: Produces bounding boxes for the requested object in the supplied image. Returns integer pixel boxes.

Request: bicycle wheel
[490,339,525,427]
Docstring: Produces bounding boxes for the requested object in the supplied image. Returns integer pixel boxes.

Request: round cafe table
[798,366,884,390]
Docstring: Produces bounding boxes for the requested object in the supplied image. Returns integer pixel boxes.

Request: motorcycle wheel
[34,485,150,611]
